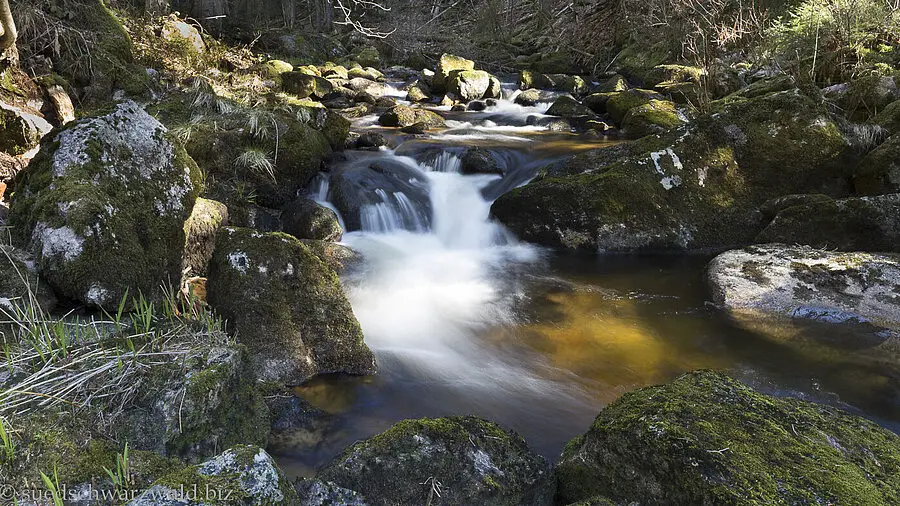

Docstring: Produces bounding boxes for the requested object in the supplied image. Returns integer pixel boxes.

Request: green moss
[606,89,662,125]
[643,64,705,88]
[621,99,685,138]
[874,99,900,133]
[556,371,900,505]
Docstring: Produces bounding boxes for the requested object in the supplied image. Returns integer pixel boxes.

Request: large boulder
[492,90,852,252]
[606,89,665,124]
[206,227,375,384]
[855,133,900,195]
[875,100,900,133]
[707,244,900,331]
[318,417,555,506]
[129,446,297,505]
[282,72,333,99]
[621,99,685,138]
[447,70,493,101]
[161,17,206,54]
[556,370,900,505]
[281,198,343,242]
[433,54,475,95]
[9,101,201,308]
[757,194,900,252]
[378,105,445,129]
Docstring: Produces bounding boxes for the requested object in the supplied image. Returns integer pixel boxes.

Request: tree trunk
[0,0,18,52]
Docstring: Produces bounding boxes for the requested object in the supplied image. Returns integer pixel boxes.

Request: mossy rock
[643,64,704,89]
[838,73,900,121]
[354,46,381,68]
[378,105,445,128]
[582,92,617,114]
[321,64,350,80]
[514,88,555,107]
[517,70,555,91]
[547,74,588,95]
[724,75,797,101]
[433,54,475,95]
[621,99,685,138]
[448,70,493,101]
[612,42,671,80]
[874,99,900,134]
[491,90,852,252]
[556,370,900,505]
[407,85,430,102]
[855,132,900,195]
[596,74,628,93]
[281,198,343,242]
[605,89,664,125]
[546,96,596,118]
[757,194,900,252]
[262,59,294,78]
[183,198,229,279]
[319,416,555,506]
[0,102,53,156]
[132,445,298,505]
[8,101,201,308]
[206,227,375,384]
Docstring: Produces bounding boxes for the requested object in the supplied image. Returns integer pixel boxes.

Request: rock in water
[556,371,900,505]
[378,105,445,129]
[432,53,475,95]
[492,89,851,252]
[757,194,900,252]
[206,227,375,384]
[318,416,555,506]
[9,101,201,308]
[447,70,492,101]
[281,198,343,242]
[707,244,900,329]
[129,446,297,505]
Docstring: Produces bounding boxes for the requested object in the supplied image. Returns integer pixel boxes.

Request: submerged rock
[707,243,900,329]
[207,227,375,384]
[130,445,297,505]
[9,101,201,308]
[492,90,851,252]
[318,416,555,506]
[757,194,900,252]
[281,198,343,242]
[556,370,900,505]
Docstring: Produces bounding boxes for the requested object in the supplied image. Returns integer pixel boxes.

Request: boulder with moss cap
[492,90,852,252]
[8,101,201,309]
[206,227,375,384]
[319,416,555,505]
[854,133,900,195]
[556,370,900,504]
[433,53,475,94]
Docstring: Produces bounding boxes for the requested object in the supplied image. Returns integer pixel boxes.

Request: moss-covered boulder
[837,73,899,121]
[378,105,446,128]
[281,198,343,242]
[407,84,430,102]
[514,88,556,107]
[321,64,350,80]
[319,416,555,506]
[447,70,492,101]
[547,74,588,94]
[9,101,201,308]
[581,92,617,114]
[0,101,53,156]
[354,46,381,68]
[491,90,851,252]
[596,74,628,93]
[517,70,555,91]
[461,147,503,175]
[707,244,900,331]
[757,194,900,252]
[621,99,685,138]
[262,59,294,78]
[207,227,375,384]
[0,245,57,317]
[121,339,270,462]
[130,445,297,505]
[160,17,206,54]
[282,72,333,99]
[855,133,900,195]
[556,370,900,505]
[874,100,900,133]
[546,96,596,118]
[183,198,228,279]
[433,54,475,95]
[606,89,664,125]
[643,64,704,89]
[348,66,385,82]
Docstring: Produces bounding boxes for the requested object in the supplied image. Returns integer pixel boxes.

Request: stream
[269,84,900,478]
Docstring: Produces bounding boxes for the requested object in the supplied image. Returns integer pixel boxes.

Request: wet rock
[492,90,852,252]
[406,85,430,102]
[347,78,388,99]
[757,194,900,252]
[546,96,596,118]
[461,147,503,175]
[517,70,554,90]
[0,101,52,155]
[556,370,900,505]
[401,122,428,134]
[129,446,297,505]
[8,101,201,308]
[207,227,375,384]
[515,89,553,106]
[447,70,493,101]
[318,417,555,506]
[621,99,685,138]
[467,100,487,111]
[854,133,900,195]
[299,240,362,274]
[356,132,386,149]
[281,198,343,242]
[378,105,445,128]
[707,244,900,329]
[433,53,475,94]
[582,92,617,114]
[329,162,431,231]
